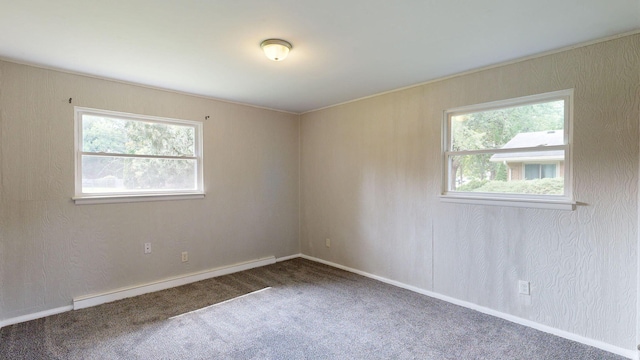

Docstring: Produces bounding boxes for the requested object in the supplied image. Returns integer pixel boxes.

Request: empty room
[1,1,639,359]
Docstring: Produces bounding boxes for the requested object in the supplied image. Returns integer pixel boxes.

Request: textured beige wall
[0,61,300,320]
[301,34,640,349]
[1,34,638,353]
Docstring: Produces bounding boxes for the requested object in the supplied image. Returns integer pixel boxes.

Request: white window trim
[73,193,205,205]
[441,89,574,210]
[439,194,575,210]
[73,107,205,204]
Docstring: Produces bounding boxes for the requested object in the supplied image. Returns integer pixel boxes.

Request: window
[74,107,204,204]
[524,163,557,180]
[442,90,573,209]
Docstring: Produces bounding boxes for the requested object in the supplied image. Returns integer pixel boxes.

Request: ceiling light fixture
[260,39,292,61]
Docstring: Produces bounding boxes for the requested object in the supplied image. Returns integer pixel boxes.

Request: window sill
[439,194,575,210]
[73,193,205,205]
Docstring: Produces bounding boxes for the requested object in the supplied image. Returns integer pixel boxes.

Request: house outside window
[489,129,564,181]
[442,90,573,209]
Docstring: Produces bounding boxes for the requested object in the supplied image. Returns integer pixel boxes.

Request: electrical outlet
[144,243,151,254]
[325,238,331,248]
[518,280,530,295]
[182,251,188,262]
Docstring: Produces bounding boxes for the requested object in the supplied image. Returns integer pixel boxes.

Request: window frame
[73,107,205,205]
[441,90,574,210]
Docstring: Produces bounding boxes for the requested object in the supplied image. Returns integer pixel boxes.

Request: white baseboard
[73,256,276,310]
[276,253,302,262]
[299,254,636,360]
[1,256,278,329]
[0,305,73,330]
[2,253,635,359]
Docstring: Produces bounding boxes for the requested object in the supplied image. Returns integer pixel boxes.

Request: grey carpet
[0,258,625,359]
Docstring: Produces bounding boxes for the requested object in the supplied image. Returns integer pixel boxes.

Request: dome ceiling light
[260,39,292,61]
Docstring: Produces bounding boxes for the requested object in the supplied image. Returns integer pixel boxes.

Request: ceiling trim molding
[0,28,638,116]
[0,55,300,116]
[301,29,640,115]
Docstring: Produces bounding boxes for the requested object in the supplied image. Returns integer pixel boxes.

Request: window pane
[82,115,195,156]
[450,152,564,195]
[524,164,540,180]
[541,164,556,178]
[82,116,127,154]
[82,155,197,193]
[451,100,564,151]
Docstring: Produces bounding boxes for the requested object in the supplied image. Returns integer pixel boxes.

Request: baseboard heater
[73,256,276,310]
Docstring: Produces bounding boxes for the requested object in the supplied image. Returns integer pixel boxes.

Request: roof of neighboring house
[490,130,564,162]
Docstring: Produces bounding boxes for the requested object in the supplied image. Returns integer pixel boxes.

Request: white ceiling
[0,1,639,113]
